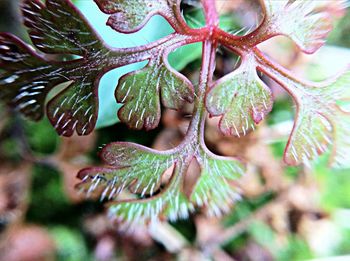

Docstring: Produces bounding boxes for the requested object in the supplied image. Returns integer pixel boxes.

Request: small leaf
[116,59,194,130]
[108,179,193,225]
[1,0,196,136]
[0,33,64,121]
[192,152,244,217]
[0,0,126,136]
[271,68,350,168]
[206,53,272,136]
[22,0,104,55]
[46,76,100,136]
[105,161,195,226]
[77,148,194,225]
[77,137,246,224]
[261,0,340,53]
[94,0,180,33]
[77,142,176,199]
[285,107,333,167]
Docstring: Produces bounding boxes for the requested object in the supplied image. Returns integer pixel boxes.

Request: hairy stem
[183,0,218,150]
[202,0,219,27]
[105,34,204,69]
[171,1,219,190]
[253,48,325,107]
[254,48,313,86]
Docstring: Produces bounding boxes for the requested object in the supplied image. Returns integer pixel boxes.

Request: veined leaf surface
[206,54,272,136]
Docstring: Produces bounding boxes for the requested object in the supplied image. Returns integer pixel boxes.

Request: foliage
[0,0,349,227]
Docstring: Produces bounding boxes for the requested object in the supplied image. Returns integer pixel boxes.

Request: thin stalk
[202,0,219,27]
[254,48,316,87]
[182,42,217,147]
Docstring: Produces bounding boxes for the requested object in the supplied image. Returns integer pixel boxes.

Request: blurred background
[0,0,350,260]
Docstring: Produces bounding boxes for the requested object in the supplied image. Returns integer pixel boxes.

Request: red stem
[202,0,219,27]
[183,0,218,149]
[254,48,317,87]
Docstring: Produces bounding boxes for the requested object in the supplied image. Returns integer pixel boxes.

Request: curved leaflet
[206,53,272,136]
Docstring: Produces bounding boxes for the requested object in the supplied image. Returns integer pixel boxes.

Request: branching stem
[167,0,219,189]
[182,0,218,150]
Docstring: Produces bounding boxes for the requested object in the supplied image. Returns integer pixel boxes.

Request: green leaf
[0,33,64,121]
[22,0,104,55]
[76,1,175,129]
[77,138,246,224]
[281,70,350,168]
[261,0,339,53]
[77,142,176,199]
[284,105,333,167]
[78,149,194,225]
[0,0,197,134]
[116,60,194,130]
[108,180,193,225]
[206,53,273,136]
[0,0,117,136]
[192,152,244,217]
[95,0,180,33]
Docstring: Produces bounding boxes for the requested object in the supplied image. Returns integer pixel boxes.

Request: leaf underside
[94,0,179,33]
[1,0,350,225]
[262,0,336,54]
[77,143,245,225]
[206,53,273,137]
[116,60,193,130]
[0,0,111,136]
[282,71,350,168]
